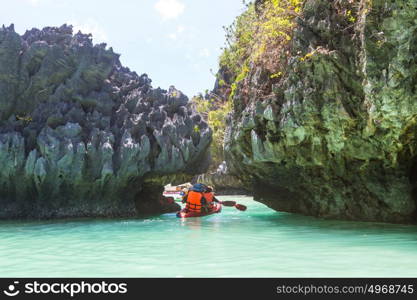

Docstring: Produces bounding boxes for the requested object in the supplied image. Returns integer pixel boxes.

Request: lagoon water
[1,195,417,277]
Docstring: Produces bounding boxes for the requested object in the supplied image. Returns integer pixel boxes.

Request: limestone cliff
[222,0,417,223]
[0,24,211,218]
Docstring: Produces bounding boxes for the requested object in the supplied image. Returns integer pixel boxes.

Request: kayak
[176,202,222,218]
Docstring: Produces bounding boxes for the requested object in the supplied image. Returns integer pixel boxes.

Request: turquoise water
[1,195,417,277]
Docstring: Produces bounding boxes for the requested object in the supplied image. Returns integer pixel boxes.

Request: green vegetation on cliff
[218,0,302,101]
[192,94,231,171]
[195,0,303,171]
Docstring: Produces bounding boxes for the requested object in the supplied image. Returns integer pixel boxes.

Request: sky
[1,0,246,97]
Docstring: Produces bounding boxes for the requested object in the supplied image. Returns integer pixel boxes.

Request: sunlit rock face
[225,0,417,223]
[0,24,211,218]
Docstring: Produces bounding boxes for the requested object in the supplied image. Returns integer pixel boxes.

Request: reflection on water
[1,195,417,277]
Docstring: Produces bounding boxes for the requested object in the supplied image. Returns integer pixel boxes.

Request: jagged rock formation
[224,0,417,223]
[0,24,211,218]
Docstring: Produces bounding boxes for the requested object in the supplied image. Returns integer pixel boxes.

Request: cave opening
[134,180,180,216]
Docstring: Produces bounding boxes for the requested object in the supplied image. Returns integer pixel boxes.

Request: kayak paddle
[218,200,247,211]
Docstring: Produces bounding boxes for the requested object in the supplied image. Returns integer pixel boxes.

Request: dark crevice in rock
[135,182,180,216]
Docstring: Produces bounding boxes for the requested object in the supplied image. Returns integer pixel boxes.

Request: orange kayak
[176,202,222,218]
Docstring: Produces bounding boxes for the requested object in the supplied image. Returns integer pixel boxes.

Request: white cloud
[22,0,66,6]
[167,25,186,40]
[68,19,108,43]
[199,48,210,57]
[28,0,41,5]
[19,0,43,6]
[168,33,177,40]
[177,25,185,33]
[185,53,193,61]
[146,37,154,44]
[154,0,185,20]
[192,63,202,71]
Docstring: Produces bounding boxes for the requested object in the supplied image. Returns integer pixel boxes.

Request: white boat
[163,183,192,201]
[162,190,184,201]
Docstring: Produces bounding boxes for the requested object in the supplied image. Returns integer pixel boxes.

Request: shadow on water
[0,216,162,234]
[250,211,417,238]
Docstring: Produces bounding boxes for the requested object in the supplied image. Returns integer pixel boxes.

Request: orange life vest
[185,191,214,212]
[203,192,214,203]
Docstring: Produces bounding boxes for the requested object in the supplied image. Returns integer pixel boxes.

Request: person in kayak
[182,183,219,213]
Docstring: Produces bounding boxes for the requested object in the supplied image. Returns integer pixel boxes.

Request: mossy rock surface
[224,0,417,223]
[0,24,211,219]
